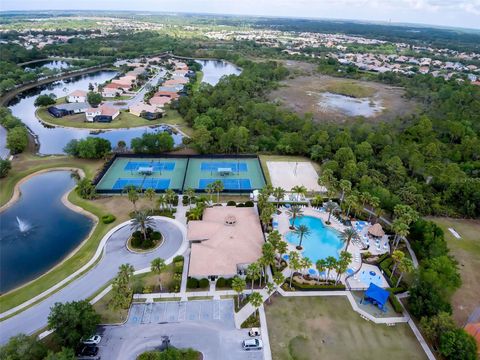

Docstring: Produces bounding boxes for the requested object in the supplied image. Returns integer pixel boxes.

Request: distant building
[67,90,87,103]
[86,105,119,122]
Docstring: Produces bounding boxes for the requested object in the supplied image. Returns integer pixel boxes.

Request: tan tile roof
[188,207,264,277]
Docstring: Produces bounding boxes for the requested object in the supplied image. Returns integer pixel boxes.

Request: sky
[1,0,480,30]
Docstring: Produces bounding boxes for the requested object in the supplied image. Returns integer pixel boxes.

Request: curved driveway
[0,217,186,344]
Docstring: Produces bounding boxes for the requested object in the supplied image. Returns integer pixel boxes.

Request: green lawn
[265,296,426,360]
[428,217,480,325]
[162,108,194,137]
[325,80,376,98]
[36,108,164,129]
[258,154,321,185]
[92,291,129,324]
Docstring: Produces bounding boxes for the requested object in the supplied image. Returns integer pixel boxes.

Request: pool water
[285,215,344,262]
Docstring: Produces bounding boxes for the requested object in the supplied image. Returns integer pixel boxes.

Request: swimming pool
[285,215,344,263]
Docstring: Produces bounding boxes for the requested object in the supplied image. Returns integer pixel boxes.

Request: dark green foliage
[0,334,47,360]
[0,159,11,178]
[86,91,102,107]
[101,214,116,224]
[137,347,200,360]
[6,126,28,154]
[198,278,209,288]
[44,347,76,360]
[439,329,478,360]
[130,227,161,249]
[75,178,96,200]
[290,281,346,291]
[409,219,448,260]
[34,94,56,107]
[226,200,236,206]
[216,277,226,288]
[47,300,100,348]
[130,132,174,153]
[388,292,403,313]
[64,137,111,159]
[244,200,254,207]
[173,255,184,263]
[186,277,199,289]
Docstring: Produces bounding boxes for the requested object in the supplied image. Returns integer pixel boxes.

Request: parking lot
[98,299,264,360]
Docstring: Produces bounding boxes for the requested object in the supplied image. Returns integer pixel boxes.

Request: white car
[82,335,102,345]
[242,338,263,351]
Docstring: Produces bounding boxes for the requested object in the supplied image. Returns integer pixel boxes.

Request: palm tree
[262,242,276,269]
[340,227,359,251]
[187,205,204,221]
[276,240,288,260]
[294,224,311,249]
[205,183,215,203]
[185,188,195,209]
[367,196,380,221]
[325,201,340,224]
[260,203,276,232]
[265,282,275,303]
[273,272,285,289]
[344,194,359,218]
[325,256,337,281]
[396,258,414,287]
[212,180,224,204]
[335,251,352,285]
[391,250,405,279]
[246,262,261,290]
[359,191,372,208]
[151,258,166,291]
[316,259,327,281]
[273,187,286,207]
[165,189,176,210]
[232,276,246,308]
[144,188,156,209]
[130,210,154,242]
[156,194,167,211]
[118,263,134,284]
[288,251,301,288]
[124,186,140,212]
[391,219,409,251]
[249,291,264,319]
[291,185,307,200]
[286,205,303,228]
[338,179,351,204]
[267,230,281,251]
[301,257,312,273]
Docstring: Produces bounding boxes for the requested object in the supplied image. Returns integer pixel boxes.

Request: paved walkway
[0,217,187,344]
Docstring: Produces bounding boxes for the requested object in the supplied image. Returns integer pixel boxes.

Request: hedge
[101,214,116,224]
[198,278,209,288]
[244,200,254,207]
[187,278,199,289]
[227,200,236,206]
[389,292,403,313]
[216,277,226,288]
[292,281,346,291]
[173,255,184,263]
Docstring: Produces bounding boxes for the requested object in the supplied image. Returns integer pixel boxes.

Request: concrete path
[0,217,187,344]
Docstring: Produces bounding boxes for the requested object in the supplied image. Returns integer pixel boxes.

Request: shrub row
[389,292,404,314]
[291,281,346,291]
[101,214,116,224]
[187,277,210,289]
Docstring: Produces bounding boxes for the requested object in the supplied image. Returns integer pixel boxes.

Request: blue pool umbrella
[308,268,317,275]
[283,254,290,260]
[346,268,355,275]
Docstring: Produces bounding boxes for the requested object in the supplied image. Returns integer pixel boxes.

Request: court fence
[93,153,266,194]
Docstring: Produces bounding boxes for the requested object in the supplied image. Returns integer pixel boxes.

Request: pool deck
[277,206,389,289]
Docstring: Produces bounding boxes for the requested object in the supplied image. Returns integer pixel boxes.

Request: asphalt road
[98,300,264,360]
[0,218,185,344]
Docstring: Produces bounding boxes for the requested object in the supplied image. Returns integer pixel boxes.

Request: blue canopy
[363,283,390,310]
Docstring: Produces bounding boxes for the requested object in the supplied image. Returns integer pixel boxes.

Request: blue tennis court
[198,178,252,190]
[113,178,171,190]
[200,162,248,172]
[124,161,176,172]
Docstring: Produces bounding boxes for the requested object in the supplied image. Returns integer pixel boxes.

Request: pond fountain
[0,171,93,293]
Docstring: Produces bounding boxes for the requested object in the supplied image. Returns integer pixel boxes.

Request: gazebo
[361,283,390,312]
[368,223,385,238]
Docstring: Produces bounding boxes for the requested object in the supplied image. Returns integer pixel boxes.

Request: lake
[0,171,94,293]
[316,92,384,117]
[7,71,183,154]
[196,59,242,85]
